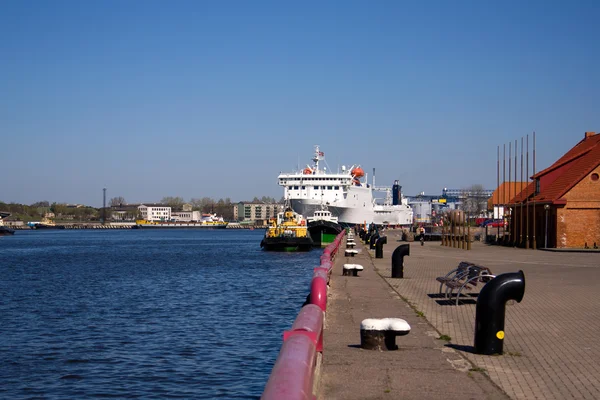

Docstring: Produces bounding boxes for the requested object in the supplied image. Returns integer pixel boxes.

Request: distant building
[171,210,201,222]
[488,182,528,219]
[233,202,282,225]
[510,131,600,249]
[110,204,141,221]
[138,204,171,221]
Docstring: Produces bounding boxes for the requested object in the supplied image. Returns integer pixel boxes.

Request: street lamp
[544,204,550,248]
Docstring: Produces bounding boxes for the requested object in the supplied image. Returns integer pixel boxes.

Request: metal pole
[514,139,517,246]
[533,132,537,250]
[520,137,523,247]
[102,187,107,225]
[508,141,512,245]
[502,143,506,244]
[526,134,529,249]
[497,146,500,240]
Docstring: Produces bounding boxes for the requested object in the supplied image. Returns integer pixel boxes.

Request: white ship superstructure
[278,146,413,226]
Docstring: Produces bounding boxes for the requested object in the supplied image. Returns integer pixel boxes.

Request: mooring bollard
[360,318,411,350]
[343,264,363,276]
[344,249,358,257]
[375,236,387,258]
[364,232,372,245]
[391,244,410,278]
[474,271,526,355]
[369,233,379,249]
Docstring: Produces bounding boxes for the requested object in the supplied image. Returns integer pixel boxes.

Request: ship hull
[260,236,313,252]
[325,204,413,226]
[289,199,322,219]
[0,227,15,236]
[33,224,64,230]
[307,220,343,247]
[289,187,412,227]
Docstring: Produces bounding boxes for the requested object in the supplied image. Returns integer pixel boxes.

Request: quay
[317,229,600,399]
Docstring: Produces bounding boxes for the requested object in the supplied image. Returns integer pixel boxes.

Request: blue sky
[1,1,598,206]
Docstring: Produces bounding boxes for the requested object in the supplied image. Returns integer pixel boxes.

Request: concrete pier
[318,229,600,399]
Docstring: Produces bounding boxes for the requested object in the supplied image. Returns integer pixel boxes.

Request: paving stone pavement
[318,233,509,400]
[371,230,600,400]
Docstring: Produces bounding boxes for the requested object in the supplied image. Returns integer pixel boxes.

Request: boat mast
[313,145,322,174]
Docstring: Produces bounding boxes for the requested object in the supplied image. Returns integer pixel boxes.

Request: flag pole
[532,131,537,249]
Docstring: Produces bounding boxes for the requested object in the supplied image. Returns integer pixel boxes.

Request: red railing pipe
[262,230,345,399]
[261,334,317,400]
[310,274,327,311]
[286,304,324,351]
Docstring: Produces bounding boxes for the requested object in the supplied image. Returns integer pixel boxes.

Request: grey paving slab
[369,230,600,400]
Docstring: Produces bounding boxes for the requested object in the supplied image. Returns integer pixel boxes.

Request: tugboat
[33,216,61,229]
[0,212,16,236]
[306,203,342,247]
[260,202,313,251]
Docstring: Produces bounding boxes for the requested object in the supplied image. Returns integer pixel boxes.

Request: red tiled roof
[534,133,600,178]
[511,182,536,204]
[513,132,600,204]
[487,182,528,208]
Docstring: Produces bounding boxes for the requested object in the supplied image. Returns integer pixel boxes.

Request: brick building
[510,131,600,249]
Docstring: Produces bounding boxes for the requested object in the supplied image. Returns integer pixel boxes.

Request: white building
[171,211,202,222]
[138,204,171,221]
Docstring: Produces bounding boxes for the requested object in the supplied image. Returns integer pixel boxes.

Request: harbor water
[0,229,319,399]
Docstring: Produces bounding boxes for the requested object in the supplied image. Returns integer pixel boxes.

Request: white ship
[278,146,413,226]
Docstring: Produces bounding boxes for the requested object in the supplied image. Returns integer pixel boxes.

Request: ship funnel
[393,180,401,205]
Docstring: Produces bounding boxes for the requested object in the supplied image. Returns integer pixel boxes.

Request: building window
[592,173,599,182]
[535,179,540,194]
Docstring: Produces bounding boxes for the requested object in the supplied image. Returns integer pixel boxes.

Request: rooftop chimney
[585,131,595,139]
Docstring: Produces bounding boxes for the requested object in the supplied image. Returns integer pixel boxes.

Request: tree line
[0,195,283,222]
[0,201,99,222]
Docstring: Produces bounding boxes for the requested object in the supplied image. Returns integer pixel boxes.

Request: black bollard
[375,236,387,258]
[474,271,526,355]
[364,232,372,245]
[370,234,379,249]
[391,244,410,278]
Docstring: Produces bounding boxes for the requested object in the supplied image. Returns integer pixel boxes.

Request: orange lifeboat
[351,167,364,178]
[303,167,313,175]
